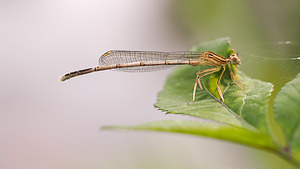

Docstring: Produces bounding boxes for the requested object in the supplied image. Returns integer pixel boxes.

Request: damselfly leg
[193,66,221,101]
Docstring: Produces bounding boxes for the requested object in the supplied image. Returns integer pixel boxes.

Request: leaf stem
[275,150,300,168]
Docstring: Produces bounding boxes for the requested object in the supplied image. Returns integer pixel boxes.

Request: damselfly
[60,50,245,102]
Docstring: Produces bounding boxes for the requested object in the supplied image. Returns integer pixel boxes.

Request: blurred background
[1,0,300,169]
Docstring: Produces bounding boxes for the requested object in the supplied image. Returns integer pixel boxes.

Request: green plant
[102,38,300,168]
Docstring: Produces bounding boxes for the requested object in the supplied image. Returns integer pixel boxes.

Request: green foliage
[102,38,300,168]
[274,74,300,163]
[103,120,276,150]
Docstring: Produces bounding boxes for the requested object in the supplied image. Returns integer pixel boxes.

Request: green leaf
[274,73,300,161]
[155,65,272,134]
[103,38,278,151]
[103,120,277,150]
[155,37,272,134]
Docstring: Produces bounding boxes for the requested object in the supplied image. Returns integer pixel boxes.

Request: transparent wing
[98,50,202,72]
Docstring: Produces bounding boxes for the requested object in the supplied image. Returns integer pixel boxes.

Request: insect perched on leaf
[60,50,245,102]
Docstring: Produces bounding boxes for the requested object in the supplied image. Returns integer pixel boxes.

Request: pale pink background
[1,1,270,169]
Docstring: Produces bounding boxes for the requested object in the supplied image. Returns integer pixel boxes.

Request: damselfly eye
[230,54,241,66]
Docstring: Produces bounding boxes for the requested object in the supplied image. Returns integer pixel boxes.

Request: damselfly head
[230,53,241,66]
